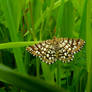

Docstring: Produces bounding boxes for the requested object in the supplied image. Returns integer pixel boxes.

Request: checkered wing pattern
[26,39,57,64]
[26,37,85,64]
[57,38,85,63]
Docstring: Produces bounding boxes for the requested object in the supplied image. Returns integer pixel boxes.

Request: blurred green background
[0,0,92,92]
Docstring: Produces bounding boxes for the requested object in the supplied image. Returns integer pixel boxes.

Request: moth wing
[58,38,85,63]
[26,39,57,64]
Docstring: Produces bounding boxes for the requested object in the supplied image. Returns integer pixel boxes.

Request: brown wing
[58,38,85,63]
[26,39,57,64]
[26,37,85,64]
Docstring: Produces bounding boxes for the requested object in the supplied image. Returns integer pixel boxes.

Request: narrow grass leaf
[1,0,26,73]
[0,41,40,49]
[86,0,92,92]
[0,64,69,92]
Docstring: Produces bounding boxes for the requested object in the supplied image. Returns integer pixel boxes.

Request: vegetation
[0,0,92,92]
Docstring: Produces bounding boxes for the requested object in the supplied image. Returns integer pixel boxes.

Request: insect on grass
[26,37,85,64]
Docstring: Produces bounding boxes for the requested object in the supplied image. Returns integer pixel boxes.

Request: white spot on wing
[36,51,38,53]
[68,48,71,51]
[69,40,72,44]
[65,45,69,49]
[46,45,49,48]
[64,40,68,43]
[47,54,49,57]
[62,42,66,46]
[64,53,67,56]
[49,57,51,60]
[38,52,40,54]
[42,51,44,54]
[38,44,41,48]
[44,48,46,51]
[42,43,45,46]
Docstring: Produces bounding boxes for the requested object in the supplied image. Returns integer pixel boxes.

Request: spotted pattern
[26,37,85,64]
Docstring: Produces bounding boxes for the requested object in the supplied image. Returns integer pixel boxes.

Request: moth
[26,37,85,64]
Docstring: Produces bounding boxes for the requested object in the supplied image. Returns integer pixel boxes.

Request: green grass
[0,64,68,92]
[86,0,92,92]
[0,0,91,92]
[0,41,40,49]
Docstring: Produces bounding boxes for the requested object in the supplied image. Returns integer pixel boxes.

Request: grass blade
[0,41,40,49]
[0,64,69,92]
[86,0,92,91]
[1,0,26,73]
